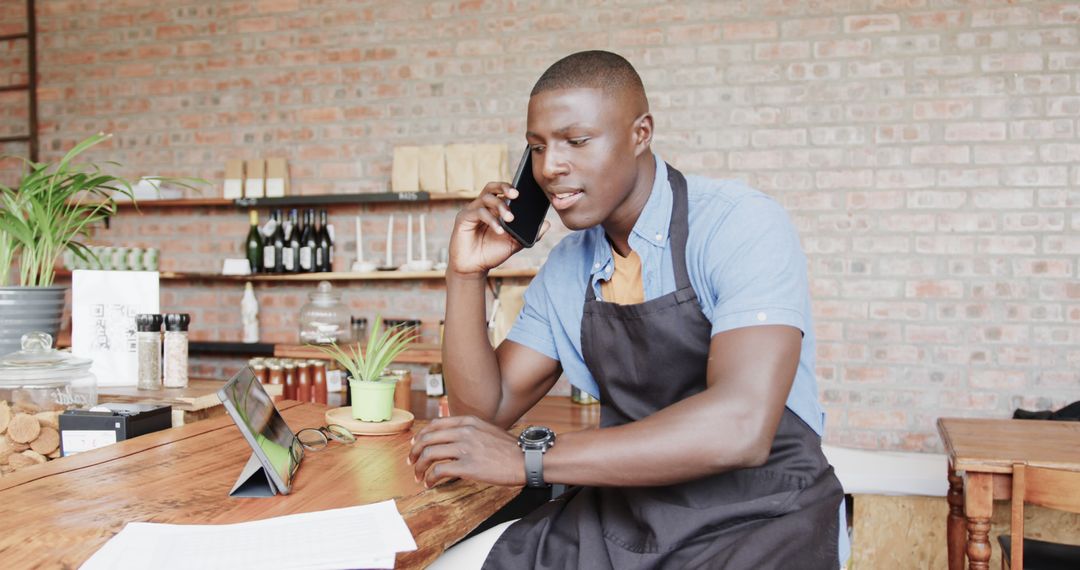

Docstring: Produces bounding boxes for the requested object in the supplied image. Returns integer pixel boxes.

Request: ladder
[0,0,38,162]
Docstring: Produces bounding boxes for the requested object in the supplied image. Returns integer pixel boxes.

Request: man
[410,50,847,569]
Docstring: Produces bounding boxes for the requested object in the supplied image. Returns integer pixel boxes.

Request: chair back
[1008,463,1080,569]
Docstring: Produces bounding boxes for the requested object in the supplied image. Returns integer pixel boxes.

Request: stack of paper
[82,500,417,569]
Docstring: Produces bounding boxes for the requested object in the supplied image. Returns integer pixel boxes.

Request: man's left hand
[408,415,525,488]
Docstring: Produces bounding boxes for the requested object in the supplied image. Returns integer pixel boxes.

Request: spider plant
[0,132,201,287]
[314,315,418,382]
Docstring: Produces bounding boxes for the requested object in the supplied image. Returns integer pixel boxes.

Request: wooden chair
[998,463,1080,569]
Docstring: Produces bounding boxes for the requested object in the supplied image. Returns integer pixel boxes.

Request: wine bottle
[317,209,333,272]
[299,209,316,273]
[283,208,300,273]
[244,210,263,274]
[261,209,280,274]
[312,210,325,272]
[270,209,285,273]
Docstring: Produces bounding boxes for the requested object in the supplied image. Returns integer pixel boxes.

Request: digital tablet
[218,367,298,495]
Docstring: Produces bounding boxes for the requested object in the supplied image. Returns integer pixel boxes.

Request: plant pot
[0,286,67,357]
[349,376,398,422]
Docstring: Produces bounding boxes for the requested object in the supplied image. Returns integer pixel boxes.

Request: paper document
[81,500,417,570]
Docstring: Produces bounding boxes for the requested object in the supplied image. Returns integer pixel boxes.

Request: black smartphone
[499,147,550,248]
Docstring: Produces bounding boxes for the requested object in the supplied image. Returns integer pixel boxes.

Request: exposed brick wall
[3,0,1079,452]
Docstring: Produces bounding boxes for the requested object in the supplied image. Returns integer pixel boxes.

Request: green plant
[314,315,418,382]
[0,133,202,287]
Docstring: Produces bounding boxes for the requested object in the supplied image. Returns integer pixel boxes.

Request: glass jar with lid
[298,280,350,344]
[0,332,97,411]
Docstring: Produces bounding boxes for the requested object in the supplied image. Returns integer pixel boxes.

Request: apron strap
[584,161,693,301]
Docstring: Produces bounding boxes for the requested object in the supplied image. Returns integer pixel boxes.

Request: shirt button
[655,233,664,242]
[757,312,768,322]
[593,262,600,269]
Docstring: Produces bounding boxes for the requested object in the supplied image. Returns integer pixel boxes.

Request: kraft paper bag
[391,146,420,193]
[223,159,244,199]
[71,270,160,387]
[444,144,474,194]
[265,158,289,198]
[244,159,265,198]
[472,143,508,195]
[417,145,447,192]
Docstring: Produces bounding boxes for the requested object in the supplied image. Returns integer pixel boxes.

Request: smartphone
[499,147,550,248]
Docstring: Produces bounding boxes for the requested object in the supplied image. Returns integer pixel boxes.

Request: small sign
[72,270,160,387]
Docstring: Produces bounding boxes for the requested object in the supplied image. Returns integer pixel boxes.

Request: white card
[71,270,160,387]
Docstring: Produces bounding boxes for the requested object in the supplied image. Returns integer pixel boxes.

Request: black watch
[518,425,556,487]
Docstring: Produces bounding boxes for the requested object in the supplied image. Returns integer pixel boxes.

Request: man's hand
[408,415,525,488]
[448,181,550,278]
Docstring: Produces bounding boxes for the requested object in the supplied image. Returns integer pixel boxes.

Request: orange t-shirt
[600,247,645,305]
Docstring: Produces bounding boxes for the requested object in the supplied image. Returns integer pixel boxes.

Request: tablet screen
[219,367,297,493]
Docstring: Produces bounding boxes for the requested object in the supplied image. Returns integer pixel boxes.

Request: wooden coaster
[325,407,414,436]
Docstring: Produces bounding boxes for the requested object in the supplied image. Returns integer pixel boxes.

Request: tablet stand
[229,453,279,498]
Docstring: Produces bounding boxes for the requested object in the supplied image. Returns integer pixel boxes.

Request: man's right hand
[448,181,549,278]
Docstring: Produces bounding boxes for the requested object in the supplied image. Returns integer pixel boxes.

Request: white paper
[81,500,416,570]
[223,178,243,199]
[265,178,286,198]
[61,429,118,456]
[72,270,160,387]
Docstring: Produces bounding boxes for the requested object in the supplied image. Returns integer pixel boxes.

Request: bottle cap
[164,313,191,332]
[136,314,163,332]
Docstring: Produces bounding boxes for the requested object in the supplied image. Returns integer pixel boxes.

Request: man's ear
[632,112,653,157]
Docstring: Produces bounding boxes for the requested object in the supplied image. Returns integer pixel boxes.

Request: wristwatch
[518,425,556,487]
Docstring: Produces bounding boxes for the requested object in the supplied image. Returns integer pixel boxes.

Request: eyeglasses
[288,424,356,478]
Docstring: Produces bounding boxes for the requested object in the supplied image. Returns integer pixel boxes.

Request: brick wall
[1,0,1078,452]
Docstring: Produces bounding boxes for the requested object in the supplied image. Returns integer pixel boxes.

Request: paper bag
[223,159,244,199]
[472,144,508,195]
[265,158,289,198]
[245,159,265,199]
[72,270,160,387]
[445,144,474,194]
[417,145,447,192]
[391,146,420,193]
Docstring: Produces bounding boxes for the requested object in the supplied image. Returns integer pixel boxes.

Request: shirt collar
[589,154,672,275]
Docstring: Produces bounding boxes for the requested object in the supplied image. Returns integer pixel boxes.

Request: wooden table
[0,401,515,568]
[937,417,1080,570]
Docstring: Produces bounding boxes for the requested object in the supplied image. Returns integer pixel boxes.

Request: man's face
[525,87,641,231]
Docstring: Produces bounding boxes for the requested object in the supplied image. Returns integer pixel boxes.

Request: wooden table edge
[0,400,305,492]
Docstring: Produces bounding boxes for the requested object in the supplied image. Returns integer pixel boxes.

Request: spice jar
[136,314,163,391]
[308,359,328,405]
[387,368,412,412]
[350,316,368,345]
[163,313,190,389]
[250,358,268,385]
[282,359,297,400]
[298,281,350,344]
[296,360,312,403]
[267,362,284,387]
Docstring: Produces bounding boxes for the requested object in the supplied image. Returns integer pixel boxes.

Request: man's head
[526,51,654,233]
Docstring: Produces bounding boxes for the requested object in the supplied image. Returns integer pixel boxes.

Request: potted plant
[315,316,417,422]
[0,133,198,355]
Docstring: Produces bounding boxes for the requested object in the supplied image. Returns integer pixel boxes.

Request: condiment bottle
[135,314,163,390]
[309,359,328,405]
[296,360,312,403]
[163,313,191,388]
[282,359,297,400]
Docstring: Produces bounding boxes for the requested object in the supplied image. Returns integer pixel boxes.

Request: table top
[936,417,1080,474]
[97,378,282,411]
[0,401,518,568]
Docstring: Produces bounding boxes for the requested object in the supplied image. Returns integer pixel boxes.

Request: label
[62,429,118,456]
[326,370,343,392]
[316,248,323,268]
[425,373,444,397]
[263,245,276,269]
[282,247,294,271]
[299,247,312,270]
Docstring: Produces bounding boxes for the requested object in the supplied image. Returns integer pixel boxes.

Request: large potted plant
[0,133,193,355]
[315,316,417,422]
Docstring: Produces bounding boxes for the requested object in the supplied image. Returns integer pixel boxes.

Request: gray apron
[484,164,843,569]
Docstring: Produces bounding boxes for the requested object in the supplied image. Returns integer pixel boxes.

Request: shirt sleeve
[505,263,560,361]
[705,195,809,337]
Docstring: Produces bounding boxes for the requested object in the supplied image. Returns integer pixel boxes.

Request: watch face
[521,426,551,445]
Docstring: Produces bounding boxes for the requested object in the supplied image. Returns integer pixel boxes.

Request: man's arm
[412,323,798,488]
[443,272,562,429]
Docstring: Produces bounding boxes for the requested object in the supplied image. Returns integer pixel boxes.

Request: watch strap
[524,448,545,487]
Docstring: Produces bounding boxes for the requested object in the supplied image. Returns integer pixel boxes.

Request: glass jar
[135,314,163,390]
[163,313,190,389]
[298,281,350,344]
[0,332,97,411]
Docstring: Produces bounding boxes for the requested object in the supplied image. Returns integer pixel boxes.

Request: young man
[411,51,847,569]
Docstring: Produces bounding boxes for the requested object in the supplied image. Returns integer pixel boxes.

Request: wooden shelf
[53,267,537,282]
[104,191,478,210]
[275,342,442,364]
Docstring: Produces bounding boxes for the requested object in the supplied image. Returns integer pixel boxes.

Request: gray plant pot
[0,286,67,356]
